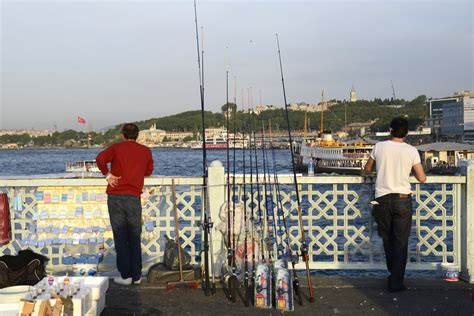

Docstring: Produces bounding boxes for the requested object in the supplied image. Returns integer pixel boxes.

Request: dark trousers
[373,193,412,290]
[107,194,142,281]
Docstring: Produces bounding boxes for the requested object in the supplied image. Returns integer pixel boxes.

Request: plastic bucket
[441,264,459,282]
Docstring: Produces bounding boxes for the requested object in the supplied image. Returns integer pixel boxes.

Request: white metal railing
[0,165,473,283]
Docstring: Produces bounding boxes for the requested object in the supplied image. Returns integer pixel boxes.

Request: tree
[221,103,237,113]
[408,95,427,107]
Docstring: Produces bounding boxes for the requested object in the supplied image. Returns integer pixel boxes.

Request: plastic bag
[163,235,192,271]
[0,193,11,245]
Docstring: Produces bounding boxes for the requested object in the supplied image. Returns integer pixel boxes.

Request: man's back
[371,140,420,198]
[96,141,154,196]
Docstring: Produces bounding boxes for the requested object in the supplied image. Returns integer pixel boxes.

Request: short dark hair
[122,123,139,140]
[390,117,409,138]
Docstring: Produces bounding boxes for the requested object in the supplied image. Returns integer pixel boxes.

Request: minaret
[350,85,357,102]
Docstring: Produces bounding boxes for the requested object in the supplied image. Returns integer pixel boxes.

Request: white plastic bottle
[307,160,314,176]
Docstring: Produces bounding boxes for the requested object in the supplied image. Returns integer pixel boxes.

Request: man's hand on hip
[106,173,121,187]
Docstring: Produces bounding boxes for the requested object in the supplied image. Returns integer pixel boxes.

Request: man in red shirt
[96,123,154,285]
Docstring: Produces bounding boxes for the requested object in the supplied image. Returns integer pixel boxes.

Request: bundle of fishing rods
[193,0,314,308]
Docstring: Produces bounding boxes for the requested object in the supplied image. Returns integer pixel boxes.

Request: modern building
[440,94,474,142]
[350,86,358,102]
[427,90,473,138]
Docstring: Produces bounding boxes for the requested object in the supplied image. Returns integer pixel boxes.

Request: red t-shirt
[96,140,154,197]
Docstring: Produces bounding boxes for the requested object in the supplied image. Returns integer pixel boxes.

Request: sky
[0,0,472,131]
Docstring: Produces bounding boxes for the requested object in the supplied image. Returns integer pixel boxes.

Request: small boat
[66,160,100,173]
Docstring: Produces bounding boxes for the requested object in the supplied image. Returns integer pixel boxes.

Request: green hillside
[0,96,428,147]
[131,95,428,134]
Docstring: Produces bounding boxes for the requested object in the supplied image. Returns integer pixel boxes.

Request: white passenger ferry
[66,160,100,173]
[294,133,374,174]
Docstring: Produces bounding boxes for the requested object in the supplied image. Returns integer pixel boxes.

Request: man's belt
[388,193,411,199]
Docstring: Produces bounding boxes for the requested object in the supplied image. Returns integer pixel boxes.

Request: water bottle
[307,160,314,176]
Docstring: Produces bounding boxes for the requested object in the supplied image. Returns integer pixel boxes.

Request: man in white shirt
[363,117,426,292]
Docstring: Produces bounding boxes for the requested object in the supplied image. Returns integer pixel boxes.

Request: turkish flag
[77,116,86,124]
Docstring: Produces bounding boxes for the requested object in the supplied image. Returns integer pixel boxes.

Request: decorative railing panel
[231,175,465,270]
[0,178,203,273]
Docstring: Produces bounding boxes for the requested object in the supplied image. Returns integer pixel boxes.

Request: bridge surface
[103,276,473,315]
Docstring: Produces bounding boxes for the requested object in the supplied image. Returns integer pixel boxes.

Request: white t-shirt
[370,140,421,198]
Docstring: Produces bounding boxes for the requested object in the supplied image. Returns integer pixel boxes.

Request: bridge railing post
[207,160,225,278]
[461,161,474,283]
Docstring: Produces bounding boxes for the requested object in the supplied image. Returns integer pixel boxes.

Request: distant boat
[191,130,247,150]
[66,160,100,173]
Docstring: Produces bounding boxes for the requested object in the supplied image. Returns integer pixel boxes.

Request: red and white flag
[77,116,86,124]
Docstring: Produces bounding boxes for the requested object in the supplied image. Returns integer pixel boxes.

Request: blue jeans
[373,193,412,290]
[107,194,142,281]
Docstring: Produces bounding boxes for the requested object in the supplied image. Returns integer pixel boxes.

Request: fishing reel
[300,243,309,258]
[226,248,235,262]
[196,219,214,230]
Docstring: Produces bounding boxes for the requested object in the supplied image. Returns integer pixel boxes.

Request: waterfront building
[350,85,358,102]
[205,127,227,138]
[0,143,19,149]
[342,120,376,136]
[416,142,474,167]
[0,129,53,137]
[165,131,195,141]
[137,124,166,146]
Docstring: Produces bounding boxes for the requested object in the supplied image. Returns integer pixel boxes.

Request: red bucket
[0,193,11,245]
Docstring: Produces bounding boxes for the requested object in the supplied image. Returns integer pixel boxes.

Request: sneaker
[133,278,142,285]
[114,277,132,285]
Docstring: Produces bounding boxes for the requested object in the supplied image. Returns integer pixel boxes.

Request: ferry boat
[191,130,248,150]
[294,133,374,174]
[66,160,100,173]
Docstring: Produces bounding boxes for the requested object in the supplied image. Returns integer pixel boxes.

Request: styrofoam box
[72,288,92,316]
[0,286,32,304]
[0,302,20,316]
[75,277,108,301]
[86,295,105,316]
[0,286,31,316]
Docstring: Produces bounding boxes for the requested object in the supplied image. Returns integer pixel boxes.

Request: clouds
[0,0,472,130]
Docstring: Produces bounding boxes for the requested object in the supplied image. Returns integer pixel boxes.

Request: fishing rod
[247,88,256,300]
[275,33,314,303]
[193,0,215,296]
[258,89,275,264]
[224,69,237,302]
[260,116,273,263]
[241,89,250,306]
[247,88,256,290]
[230,76,238,302]
[268,119,303,306]
[252,98,265,263]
